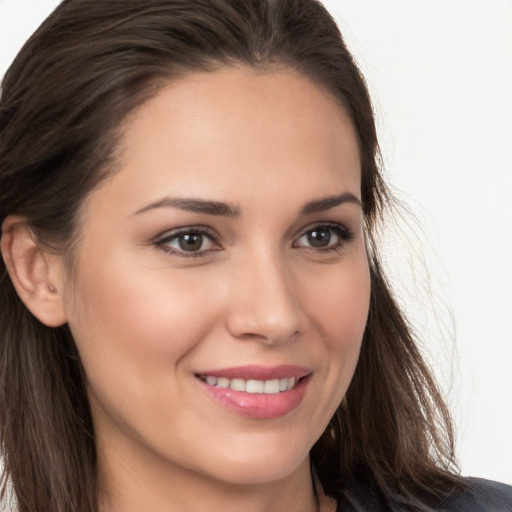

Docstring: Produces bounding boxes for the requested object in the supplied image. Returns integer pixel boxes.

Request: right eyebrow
[132,197,241,217]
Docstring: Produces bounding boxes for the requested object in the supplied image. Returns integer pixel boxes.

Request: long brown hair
[0,1,460,511]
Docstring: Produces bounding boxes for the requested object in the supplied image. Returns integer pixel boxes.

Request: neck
[97,436,320,512]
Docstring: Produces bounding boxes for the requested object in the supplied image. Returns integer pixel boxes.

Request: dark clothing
[439,479,512,512]
[336,478,512,511]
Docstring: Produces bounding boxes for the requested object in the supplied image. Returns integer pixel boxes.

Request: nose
[224,250,305,345]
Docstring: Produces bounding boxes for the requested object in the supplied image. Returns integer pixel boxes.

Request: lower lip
[199,376,310,419]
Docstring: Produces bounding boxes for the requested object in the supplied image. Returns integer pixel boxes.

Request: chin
[208,457,309,487]
[189,431,315,486]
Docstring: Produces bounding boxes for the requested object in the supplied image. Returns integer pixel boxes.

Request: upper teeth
[202,376,297,394]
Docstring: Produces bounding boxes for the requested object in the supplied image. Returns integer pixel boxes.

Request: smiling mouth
[197,375,298,394]
[195,366,311,418]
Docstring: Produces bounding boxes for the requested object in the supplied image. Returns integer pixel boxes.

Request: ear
[1,215,68,327]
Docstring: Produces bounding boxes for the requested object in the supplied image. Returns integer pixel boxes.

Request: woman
[0,1,510,511]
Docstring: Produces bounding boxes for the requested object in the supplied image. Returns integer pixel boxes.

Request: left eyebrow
[300,192,362,215]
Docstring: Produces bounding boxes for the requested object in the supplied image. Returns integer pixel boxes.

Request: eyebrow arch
[133,197,241,217]
[300,192,362,215]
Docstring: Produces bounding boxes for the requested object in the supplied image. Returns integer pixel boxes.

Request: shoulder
[437,477,512,512]
[336,477,511,512]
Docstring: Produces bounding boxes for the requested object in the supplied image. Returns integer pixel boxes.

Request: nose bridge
[226,245,303,344]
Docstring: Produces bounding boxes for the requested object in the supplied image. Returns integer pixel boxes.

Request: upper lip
[195,365,311,380]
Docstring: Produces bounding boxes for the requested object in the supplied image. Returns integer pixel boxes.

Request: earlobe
[1,215,68,327]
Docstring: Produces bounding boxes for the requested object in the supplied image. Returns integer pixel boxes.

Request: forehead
[86,67,361,218]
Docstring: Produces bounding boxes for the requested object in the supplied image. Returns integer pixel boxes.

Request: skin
[6,67,371,512]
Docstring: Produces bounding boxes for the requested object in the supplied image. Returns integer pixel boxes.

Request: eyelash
[154,222,354,258]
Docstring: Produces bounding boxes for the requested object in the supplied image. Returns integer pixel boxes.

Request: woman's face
[61,68,370,487]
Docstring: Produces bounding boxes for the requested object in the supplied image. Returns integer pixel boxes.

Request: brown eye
[306,227,332,247]
[177,233,205,252]
[294,223,352,251]
[158,229,218,256]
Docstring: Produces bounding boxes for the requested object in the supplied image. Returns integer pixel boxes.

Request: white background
[1,0,511,484]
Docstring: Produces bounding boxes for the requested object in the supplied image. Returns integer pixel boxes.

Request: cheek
[308,255,370,347]
[64,254,226,455]
[304,252,370,387]
[65,253,219,394]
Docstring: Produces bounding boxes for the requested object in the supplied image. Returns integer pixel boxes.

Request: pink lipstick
[196,365,311,419]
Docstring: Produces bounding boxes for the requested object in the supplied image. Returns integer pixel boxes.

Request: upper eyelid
[301,220,346,230]
[154,221,350,238]
[294,220,350,237]
[154,220,347,237]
